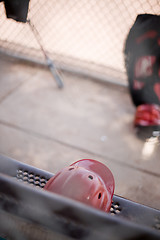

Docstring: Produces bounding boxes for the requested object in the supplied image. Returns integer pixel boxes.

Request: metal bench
[0,154,160,240]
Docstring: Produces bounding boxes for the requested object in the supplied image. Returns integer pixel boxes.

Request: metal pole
[27,19,64,89]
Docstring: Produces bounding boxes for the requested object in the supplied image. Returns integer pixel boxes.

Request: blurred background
[0,0,159,210]
[1,0,160,83]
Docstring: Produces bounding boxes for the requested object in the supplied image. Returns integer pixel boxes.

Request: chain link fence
[0,0,160,84]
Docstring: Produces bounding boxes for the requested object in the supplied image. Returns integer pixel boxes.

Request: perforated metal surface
[110,201,122,215]
[16,167,122,215]
[16,168,49,188]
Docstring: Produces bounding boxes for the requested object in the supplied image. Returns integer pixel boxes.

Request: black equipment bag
[3,0,30,23]
[124,14,160,107]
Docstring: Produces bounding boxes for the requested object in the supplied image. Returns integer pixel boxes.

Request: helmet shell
[44,159,115,212]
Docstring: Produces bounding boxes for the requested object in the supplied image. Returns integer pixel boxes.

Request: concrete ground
[0,54,160,210]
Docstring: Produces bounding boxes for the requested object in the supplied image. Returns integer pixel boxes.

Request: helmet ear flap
[44,159,115,212]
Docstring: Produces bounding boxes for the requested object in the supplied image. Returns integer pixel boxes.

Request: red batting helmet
[44,159,115,212]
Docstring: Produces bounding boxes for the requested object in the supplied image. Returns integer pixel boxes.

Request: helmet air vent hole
[88,175,93,180]
[98,193,102,199]
[69,167,74,171]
